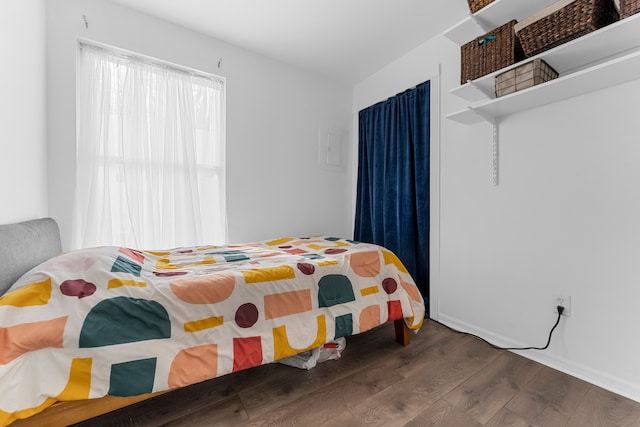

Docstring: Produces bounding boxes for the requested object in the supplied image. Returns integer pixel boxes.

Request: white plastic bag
[277,348,321,370]
[317,337,346,363]
[278,337,346,370]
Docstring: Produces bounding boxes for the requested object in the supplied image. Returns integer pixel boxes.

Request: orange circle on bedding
[359,305,381,333]
[400,277,422,303]
[170,273,236,304]
[168,344,218,388]
[348,251,381,277]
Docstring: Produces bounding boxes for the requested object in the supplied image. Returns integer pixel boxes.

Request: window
[73,42,227,249]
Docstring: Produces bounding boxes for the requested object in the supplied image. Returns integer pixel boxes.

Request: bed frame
[2,218,411,427]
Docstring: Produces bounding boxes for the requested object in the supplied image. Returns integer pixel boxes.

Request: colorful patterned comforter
[0,237,424,425]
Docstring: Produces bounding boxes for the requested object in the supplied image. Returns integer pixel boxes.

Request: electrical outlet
[553,294,571,317]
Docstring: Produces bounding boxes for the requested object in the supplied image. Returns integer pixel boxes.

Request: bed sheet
[0,236,424,425]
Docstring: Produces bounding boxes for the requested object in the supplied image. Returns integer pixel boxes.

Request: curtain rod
[78,40,224,84]
[383,85,418,102]
[356,81,430,113]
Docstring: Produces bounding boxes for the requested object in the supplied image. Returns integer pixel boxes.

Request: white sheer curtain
[73,43,227,249]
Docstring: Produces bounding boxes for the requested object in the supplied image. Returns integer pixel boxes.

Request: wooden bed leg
[394,319,410,346]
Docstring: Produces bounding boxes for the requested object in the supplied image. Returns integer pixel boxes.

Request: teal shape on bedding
[334,313,353,339]
[224,254,250,262]
[324,237,341,242]
[79,297,171,348]
[108,357,157,397]
[318,274,355,308]
[206,250,244,255]
[301,253,324,260]
[111,255,142,276]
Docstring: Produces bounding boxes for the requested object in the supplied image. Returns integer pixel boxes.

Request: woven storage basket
[460,20,525,84]
[515,0,619,58]
[467,0,495,14]
[620,0,640,18]
[495,59,559,97]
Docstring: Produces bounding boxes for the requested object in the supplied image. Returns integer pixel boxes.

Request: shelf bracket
[466,79,494,99]
[466,107,499,185]
[492,122,499,186]
[468,106,496,125]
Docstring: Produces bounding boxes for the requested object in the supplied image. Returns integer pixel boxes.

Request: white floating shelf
[443,0,559,45]
[451,13,640,103]
[446,48,640,125]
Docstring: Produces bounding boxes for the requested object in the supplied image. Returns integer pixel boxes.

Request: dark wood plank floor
[72,320,640,426]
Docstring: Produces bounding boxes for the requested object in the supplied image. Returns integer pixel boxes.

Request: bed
[0,218,425,426]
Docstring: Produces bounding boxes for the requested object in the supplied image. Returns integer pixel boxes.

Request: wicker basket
[467,0,495,14]
[460,20,525,84]
[495,59,559,97]
[515,0,619,57]
[620,0,640,18]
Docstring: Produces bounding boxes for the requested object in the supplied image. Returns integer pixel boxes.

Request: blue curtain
[354,81,430,311]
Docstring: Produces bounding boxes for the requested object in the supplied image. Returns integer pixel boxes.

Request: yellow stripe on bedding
[0,358,92,425]
[108,279,147,289]
[57,358,93,400]
[0,278,51,307]
[382,250,409,273]
[307,241,349,251]
[360,286,379,296]
[184,316,224,332]
[155,256,216,270]
[317,259,339,267]
[0,397,57,426]
[197,246,218,251]
[242,266,296,284]
[266,237,294,246]
[273,315,327,360]
[144,250,171,256]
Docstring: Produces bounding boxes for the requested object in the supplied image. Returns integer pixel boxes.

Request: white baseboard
[435,313,640,403]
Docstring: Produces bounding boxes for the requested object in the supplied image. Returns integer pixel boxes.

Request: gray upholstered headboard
[0,218,62,295]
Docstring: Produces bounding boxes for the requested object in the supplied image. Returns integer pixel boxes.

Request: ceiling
[106,0,468,83]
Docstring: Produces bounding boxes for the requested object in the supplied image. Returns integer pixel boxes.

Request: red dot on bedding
[235,303,259,328]
[325,248,347,255]
[60,279,97,298]
[297,262,315,275]
[382,278,398,294]
[153,271,188,277]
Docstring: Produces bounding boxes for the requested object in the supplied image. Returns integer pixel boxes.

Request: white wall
[46,0,353,249]
[354,34,640,402]
[0,0,48,224]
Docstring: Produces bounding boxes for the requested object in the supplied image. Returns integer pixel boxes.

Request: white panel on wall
[326,132,342,167]
[319,128,347,171]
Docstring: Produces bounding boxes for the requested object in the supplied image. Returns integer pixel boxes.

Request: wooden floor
[71,320,640,427]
